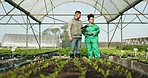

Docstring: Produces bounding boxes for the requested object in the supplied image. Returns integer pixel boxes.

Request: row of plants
[58,58,148,78]
[0,47,94,58]
[57,47,88,57]
[56,47,148,64]
[134,57,148,64]
[73,58,87,78]
[100,49,148,63]
[1,57,148,78]
[56,58,82,78]
[83,58,147,78]
[100,49,146,57]
[57,47,146,57]
[0,58,69,78]
[0,48,58,57]
[84,58,130,78]
[116,45,148,52]
[1,46,147,57]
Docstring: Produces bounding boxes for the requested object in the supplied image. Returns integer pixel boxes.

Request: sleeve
[81,21,83,28]
[92,25,100,36]
[82,29,88,37]
[68,20,72,37]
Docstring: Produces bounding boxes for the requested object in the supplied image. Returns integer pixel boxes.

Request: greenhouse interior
[0,0,148,78]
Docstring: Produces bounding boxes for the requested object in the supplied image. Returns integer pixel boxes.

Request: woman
[82,14,101,59]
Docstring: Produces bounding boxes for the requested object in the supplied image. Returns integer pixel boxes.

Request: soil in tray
[30,64,57,78]
[80,59,104,78]
[2,58,147,78]
[90,59,148,78]
[30,59,67,78]
[80,59,128,78]
[56,59,81,78]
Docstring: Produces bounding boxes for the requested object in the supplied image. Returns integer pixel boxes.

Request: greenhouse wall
[1,34,59,48]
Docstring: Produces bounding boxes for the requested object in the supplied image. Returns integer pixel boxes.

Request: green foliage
[136,58,148,64]
[80,47,88,56]
[0,48,58,56]
[74,58,81,67]
[84,58,111,78]
[83,58,134,78]
[0,47,147,78]
[116,45,148,52]
[100,48,148,63]
[79,67,87,78]
[57,47,70,56]
[102,69,110,78]
[57,47,88,57]
[126,72,132,78]
[40,74,47,78]
[0,58,68,78]
[73,58,87,78]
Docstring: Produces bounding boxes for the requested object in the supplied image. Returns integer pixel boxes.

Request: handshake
[81,25,89,31]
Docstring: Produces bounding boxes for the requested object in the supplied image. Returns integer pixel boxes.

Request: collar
[73,18,79,20]
[87,23,94,26]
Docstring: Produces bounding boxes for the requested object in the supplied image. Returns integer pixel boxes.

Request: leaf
[126,72,132,78]
[106,69,110,77]
[40,74,46,78]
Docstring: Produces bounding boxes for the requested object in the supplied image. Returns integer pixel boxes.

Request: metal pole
[107,23,110,49]
[121,15,123,51]
[39,23,41,49]
[0,13,148,16]
[26,15,28,50]
[1,22,148,25]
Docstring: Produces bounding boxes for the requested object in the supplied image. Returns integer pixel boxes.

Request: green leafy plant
[101,69,110,78]
[79,67,87,78]
[126,72,132,78]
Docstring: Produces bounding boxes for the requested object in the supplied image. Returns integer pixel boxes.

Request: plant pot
[109,56,114,61]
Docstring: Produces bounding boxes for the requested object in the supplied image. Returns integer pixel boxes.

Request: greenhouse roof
[1,0,143,23]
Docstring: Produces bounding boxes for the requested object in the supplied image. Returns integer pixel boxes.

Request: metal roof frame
[5,0,41,24]
[2,0,143,23]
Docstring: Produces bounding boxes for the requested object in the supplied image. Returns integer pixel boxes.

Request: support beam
[121,15,123,51]
[0,13,148,16]
[39,24,41,49]
[0,22,148,25]
[26,15,28,50]
[111,0,143,23]
[5,0,41,24]
[107,23,110,49]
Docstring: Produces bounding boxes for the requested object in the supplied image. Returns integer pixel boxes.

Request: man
[68,11,83,58]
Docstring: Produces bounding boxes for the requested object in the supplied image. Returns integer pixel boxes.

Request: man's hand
[88,32,93,35]
[81,28,86,31]
[69,37,72,42]
[81,25,89,31]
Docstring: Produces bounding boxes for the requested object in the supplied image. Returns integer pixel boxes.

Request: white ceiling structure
[1,0,143,23]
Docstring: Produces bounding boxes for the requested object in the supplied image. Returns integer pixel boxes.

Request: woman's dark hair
[87,14,94,20]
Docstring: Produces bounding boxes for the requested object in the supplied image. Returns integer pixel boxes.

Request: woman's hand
[88,32,93,35]
[69,37,72,42]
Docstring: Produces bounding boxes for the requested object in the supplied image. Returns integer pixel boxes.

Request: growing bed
[0,47,148,78]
